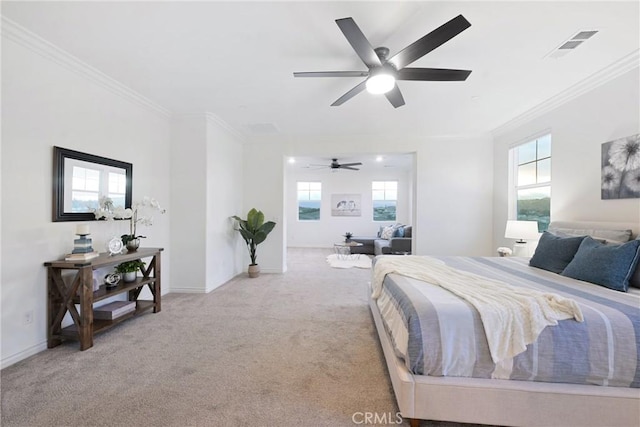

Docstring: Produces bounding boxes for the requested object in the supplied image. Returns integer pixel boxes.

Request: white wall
[1,28,172,367]
[169,115,207,292]
[241,141,286,273]
[286,164,412,247]
[205,115,244,290]
[245,133,495,273]
[492,68,640,250]
[412,136,495,255]
[170,114,245,292]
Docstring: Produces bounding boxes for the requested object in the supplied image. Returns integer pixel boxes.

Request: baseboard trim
[1,341,48,370]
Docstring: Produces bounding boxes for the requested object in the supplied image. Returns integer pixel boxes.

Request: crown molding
[492,49,640,136]
[171,112,246,142]
[204,112,246,143]
[1,16,171,119]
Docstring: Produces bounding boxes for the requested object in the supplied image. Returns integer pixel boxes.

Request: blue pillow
[394,226,405,237]
[631,236,640,289]
[561,237,640,292]
[529,232,586,274]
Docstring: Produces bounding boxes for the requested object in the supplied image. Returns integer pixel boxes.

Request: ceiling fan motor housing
[374,46,390,61]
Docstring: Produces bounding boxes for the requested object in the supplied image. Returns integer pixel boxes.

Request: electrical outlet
[24,310,34,325]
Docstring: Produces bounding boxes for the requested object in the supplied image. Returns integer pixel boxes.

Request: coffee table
[333,241,363,260]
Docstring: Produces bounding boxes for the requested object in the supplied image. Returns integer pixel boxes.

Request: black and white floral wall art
[601,133,640,199]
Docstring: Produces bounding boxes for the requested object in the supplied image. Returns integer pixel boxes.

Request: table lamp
[504,220,539,256]
[72,224,94,254]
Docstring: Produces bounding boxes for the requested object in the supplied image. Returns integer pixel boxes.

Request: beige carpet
[326,253,372,269]
[1,248,476,427]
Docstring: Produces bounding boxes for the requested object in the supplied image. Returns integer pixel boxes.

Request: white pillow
[380,225,395,240]
[548,226,632,244]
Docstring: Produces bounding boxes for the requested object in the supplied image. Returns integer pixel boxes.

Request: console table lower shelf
[44,247,163,351]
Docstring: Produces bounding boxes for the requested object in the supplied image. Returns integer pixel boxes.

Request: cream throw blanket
[372,256,584,363]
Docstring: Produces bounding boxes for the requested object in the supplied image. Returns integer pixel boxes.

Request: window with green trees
[297,181,321,220]
[511,134,551,232]
[372,181,397,221]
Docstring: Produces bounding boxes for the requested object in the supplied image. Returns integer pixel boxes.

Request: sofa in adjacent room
[350,225,412,256]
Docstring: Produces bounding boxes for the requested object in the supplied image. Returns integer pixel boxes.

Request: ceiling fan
[309,158,363,171]
[293,14,472,108]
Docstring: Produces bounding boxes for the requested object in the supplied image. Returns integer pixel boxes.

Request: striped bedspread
[374,256,640,387]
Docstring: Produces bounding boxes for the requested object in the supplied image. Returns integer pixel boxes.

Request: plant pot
[123,271,137,282]
[126,238,140,252]
[248,264,260,278]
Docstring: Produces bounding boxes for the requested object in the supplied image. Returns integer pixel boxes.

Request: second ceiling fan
[293,14,472,108]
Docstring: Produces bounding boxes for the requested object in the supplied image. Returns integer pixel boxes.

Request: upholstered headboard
[549,221,639,240]
[546,220,640,290]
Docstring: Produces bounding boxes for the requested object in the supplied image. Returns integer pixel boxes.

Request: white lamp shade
[76,224,90,235]
[366,73,395,94]
[504,220,539,241]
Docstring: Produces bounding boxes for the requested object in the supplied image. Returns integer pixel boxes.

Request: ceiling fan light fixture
[366,72,395,94]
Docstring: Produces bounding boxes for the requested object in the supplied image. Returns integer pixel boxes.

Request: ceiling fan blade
[397,68,472,81]
[340,166,360,171]
[339,162,363,167]
[331,80,367,106]
[385,85,405,108]
[335,17,382,69]
[388,14,471,70]
[293,71,369,78]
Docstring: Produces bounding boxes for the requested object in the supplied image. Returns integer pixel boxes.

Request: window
[67,159,130,214]
[511,134,551,232]
[71,166,100,212]
[108,172,127,208]
[372,181,397,221]
[297,182,321,221]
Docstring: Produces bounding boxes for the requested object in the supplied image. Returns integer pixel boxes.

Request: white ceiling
[288,153,414,172]
[3,1,639,145]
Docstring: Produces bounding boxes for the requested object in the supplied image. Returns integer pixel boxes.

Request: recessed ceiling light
[288,157,295,164]
[376,156,383,162]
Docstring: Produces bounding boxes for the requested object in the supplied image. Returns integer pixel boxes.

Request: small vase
[123,271,137,282]
[126,238,140,252]
[248,264,260,278]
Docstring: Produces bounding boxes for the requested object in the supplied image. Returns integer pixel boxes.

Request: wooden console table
[44,247,163,350]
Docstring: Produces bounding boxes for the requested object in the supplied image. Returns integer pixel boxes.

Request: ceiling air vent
[545,29,598,59]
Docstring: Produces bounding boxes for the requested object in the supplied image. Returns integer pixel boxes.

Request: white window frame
[508,132,551,231]
[372,180,398,222]
[65,159,127,213]
[297,181,322,221]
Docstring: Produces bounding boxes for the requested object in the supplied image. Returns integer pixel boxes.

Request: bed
[369,221,640,427]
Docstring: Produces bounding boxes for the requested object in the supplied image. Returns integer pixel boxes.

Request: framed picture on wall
[331,194,361,216]
[601,133,640,199]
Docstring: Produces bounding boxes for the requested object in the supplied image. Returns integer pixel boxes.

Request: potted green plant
[344,232,353,243]
[232,208,276,278]
[115,260,146,282]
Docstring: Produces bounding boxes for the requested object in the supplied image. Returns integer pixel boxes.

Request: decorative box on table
[93,301,136,320]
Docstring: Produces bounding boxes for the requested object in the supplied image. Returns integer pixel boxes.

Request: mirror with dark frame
[52,146,133,222]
